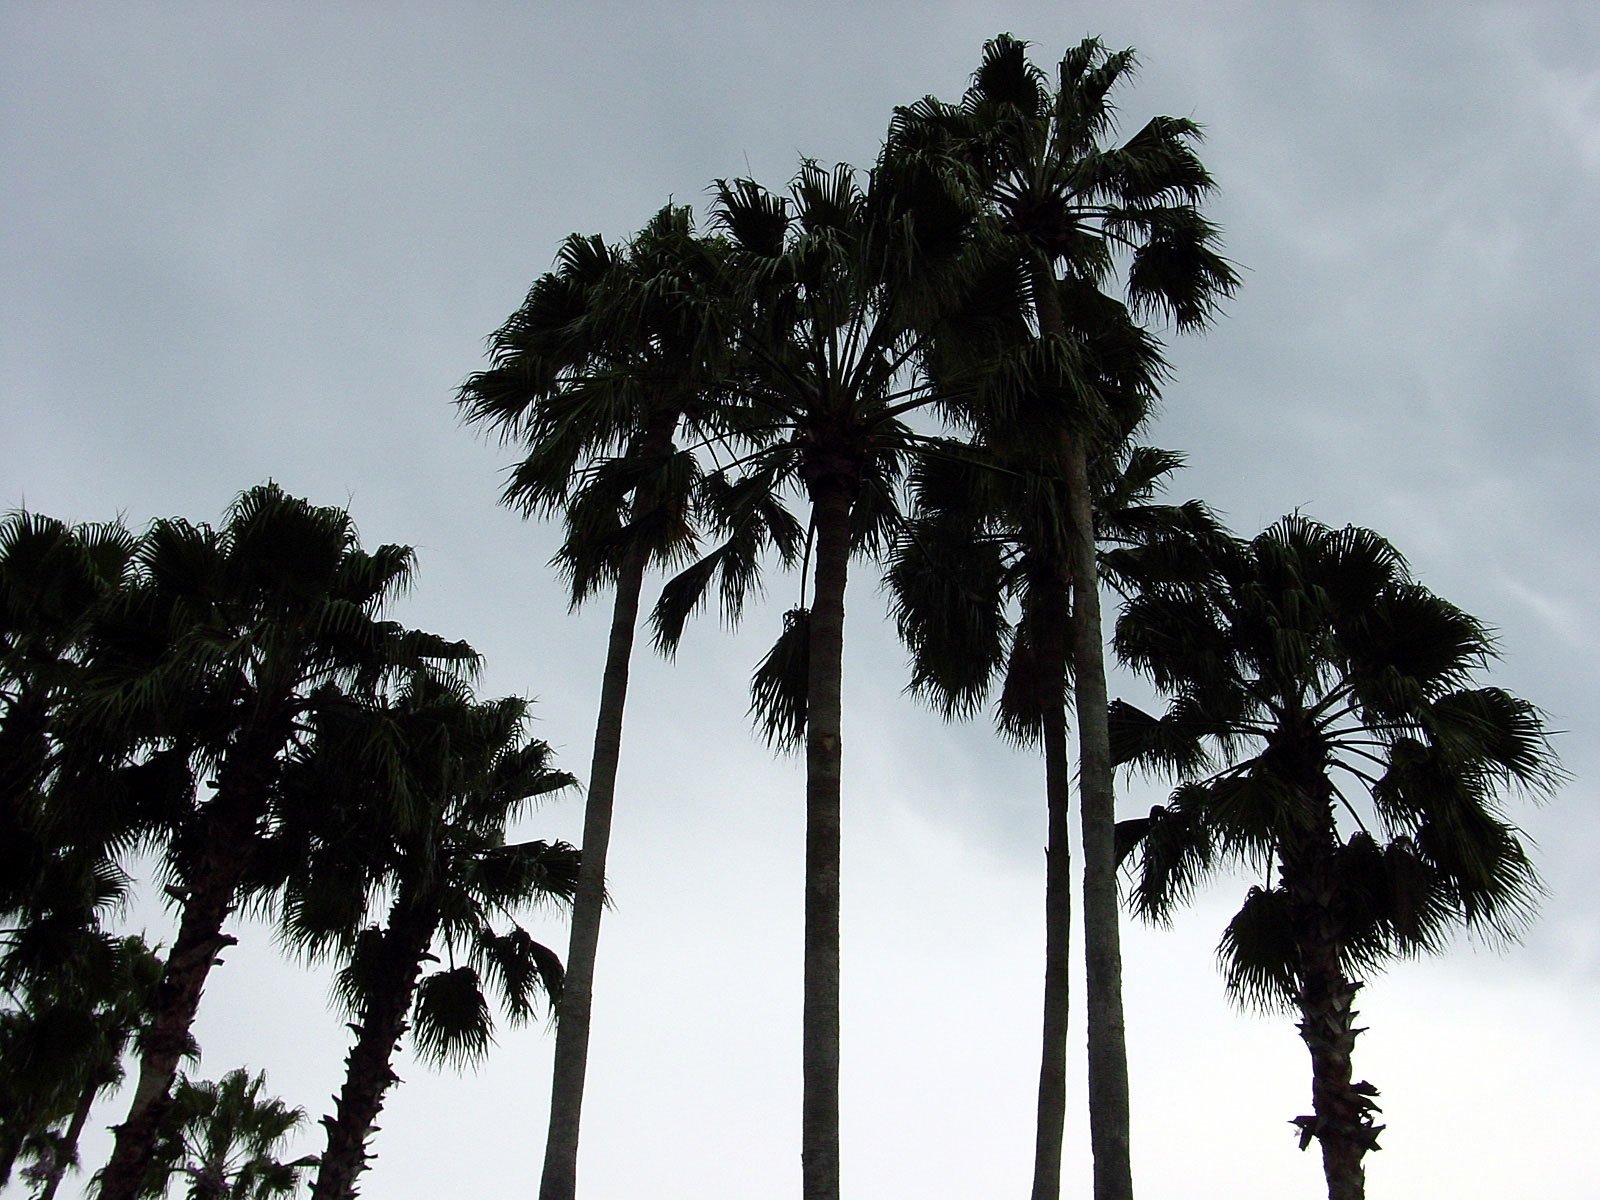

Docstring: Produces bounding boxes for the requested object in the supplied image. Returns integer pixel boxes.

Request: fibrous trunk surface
[312,900,435,1200]
[1286,835,1381,1200]
[98,733,276,1200]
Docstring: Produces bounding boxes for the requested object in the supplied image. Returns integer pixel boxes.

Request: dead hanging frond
[748,608,810,752]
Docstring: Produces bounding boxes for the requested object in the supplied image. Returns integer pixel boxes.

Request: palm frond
[749,608,810,752]
[411,966,494,1069]
[471,924,564,1026]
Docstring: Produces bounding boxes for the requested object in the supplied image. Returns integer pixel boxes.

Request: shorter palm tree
[265,675,578,1200]
[1112,515,1560,1200]
[0,934,164,1200]
[75,484,475,1200]
[140,1068,315,1200]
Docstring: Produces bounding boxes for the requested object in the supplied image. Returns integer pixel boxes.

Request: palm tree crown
[143,1068,314,1200]
[890,33,1235,331]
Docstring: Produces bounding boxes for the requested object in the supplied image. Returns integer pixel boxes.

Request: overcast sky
[4,3,1596,1198]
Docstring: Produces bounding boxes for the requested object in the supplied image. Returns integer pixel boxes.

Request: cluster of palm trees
[2,32,1559,1200]
[0,487,580,1200]
[459,33,1558,1200]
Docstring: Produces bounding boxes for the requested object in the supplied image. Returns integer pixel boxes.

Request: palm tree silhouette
[1113,515,1560,1200]
[887,35,1238,1199]
[83,485,476,1200]
[712,156,981,1200]
[458,205,794,1200]
[264,674,577,1200]
[142,1068,315,1200]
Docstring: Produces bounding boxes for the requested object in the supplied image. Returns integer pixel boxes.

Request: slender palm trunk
[1034,264,1135,1200]
[539,414,678,1200]
[35,1066,108,1200]
[538,551,644,1200]
[313,899,436,1200]
[1065,437,1134,1200]
[799,470,853,1200]
[98,731,277,1200]
[1029,572,1074,1200]
[540,553,646,1200]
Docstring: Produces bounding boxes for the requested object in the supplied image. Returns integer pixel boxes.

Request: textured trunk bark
[312,899,436,1200]
[97,728,278,1200]
[1300,975,1372,1200]
[799,472,852,1200]
[1284,834,1379,1200]
[1029,573,1074,1200]
[1033,264,1135,1200]
[539,411,679,1200]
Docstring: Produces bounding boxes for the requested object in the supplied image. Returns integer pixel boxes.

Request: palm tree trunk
[538,552,644,1200]
[540,553,646,1200]
[1065,438,1135,1200]
[313,902,436,1200]
[1029,574,1074,1200]
[1286,838,1379,1200]
[1033,263,1135,1200]
[800,469,853,1200]
[97,761,267,1200]
[539,412,678,1200]
[35,1067,107,1200]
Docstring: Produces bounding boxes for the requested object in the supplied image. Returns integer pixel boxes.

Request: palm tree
[1,935,164,1200]
[78,484,476,1200]
[1,510,139,829]
[886,434,1224,1198]
[1,510,143,986]
[710,156,981,1200]
[263,674,578,1200]
[0,511,167,1197]
[140,1068,315,1200]
[887,34,1238,1200]
[1112,515,1559,1200]
[458,205,795,1200]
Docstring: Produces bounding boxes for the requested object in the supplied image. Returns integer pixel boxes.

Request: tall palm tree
[79,484,476,1200]
[888,34,1238,1199]
[458,204,794,1200]
[264,675,578,1200]
[886,434,1223,1197]
[710,156,980,1200]
[1112,515,1559,1200]
[140,1068,315,1200]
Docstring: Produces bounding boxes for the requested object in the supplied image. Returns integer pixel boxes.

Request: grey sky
[3,3,1596,1197]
